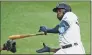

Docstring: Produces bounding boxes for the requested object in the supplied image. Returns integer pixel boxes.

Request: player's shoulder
[63,12,78,20]
[65,12,77,17]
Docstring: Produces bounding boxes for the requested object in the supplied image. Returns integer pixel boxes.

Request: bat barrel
[9,33,45,40]
[9,35,22,40]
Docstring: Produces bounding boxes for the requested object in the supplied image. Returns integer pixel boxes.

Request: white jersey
[55,12,85,54]
[58,12,81,45]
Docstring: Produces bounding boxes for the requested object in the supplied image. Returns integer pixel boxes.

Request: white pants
[54,42,85,54]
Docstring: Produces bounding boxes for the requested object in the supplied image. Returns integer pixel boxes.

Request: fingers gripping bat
[9,32,46,40]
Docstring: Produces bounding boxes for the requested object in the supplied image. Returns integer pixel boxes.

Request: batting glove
[39,26,47,35]
[36,43,50,53]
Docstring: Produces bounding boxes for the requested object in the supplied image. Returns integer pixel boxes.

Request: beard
[57,15,63,21]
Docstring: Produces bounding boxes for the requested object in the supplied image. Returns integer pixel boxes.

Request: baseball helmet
[53,3,72,13]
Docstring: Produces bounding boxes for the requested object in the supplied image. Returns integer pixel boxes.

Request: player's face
[56,8,64,21]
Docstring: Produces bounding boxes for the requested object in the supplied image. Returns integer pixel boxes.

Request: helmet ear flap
[62,9,66,14]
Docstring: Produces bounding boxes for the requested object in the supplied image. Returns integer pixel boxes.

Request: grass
[1,1,90,54]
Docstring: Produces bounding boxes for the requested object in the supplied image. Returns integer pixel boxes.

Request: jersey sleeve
[59,20,70,34]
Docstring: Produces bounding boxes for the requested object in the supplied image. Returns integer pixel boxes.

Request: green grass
[1,1,90,54]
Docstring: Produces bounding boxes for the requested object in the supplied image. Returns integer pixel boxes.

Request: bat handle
[44,32,47,35]
[35,32,46,35]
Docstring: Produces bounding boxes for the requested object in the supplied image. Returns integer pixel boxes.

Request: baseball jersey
[58,12,81,45]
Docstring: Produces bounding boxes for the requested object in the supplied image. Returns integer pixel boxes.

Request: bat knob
[44,32,47,35]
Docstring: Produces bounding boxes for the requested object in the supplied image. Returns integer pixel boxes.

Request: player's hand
[39,26,47,35]
[2,39,16,53]
[36,43,50,53]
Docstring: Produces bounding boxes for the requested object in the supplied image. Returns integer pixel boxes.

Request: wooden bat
[9,33,45,40]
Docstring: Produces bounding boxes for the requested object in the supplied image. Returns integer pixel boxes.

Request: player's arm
[39,25,59,33]
[39,20,70,34]
[47,25,59,33]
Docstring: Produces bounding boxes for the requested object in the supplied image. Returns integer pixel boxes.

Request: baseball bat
[9,33,45,40]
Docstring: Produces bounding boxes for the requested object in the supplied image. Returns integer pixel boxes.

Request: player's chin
[57,17,62,21]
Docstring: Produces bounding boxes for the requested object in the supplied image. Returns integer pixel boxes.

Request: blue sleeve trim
[59,20,70,34]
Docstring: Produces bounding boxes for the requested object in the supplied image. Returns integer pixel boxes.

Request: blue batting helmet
[53,3,72,13]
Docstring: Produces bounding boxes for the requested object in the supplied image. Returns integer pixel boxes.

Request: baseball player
[36,3,85,54]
